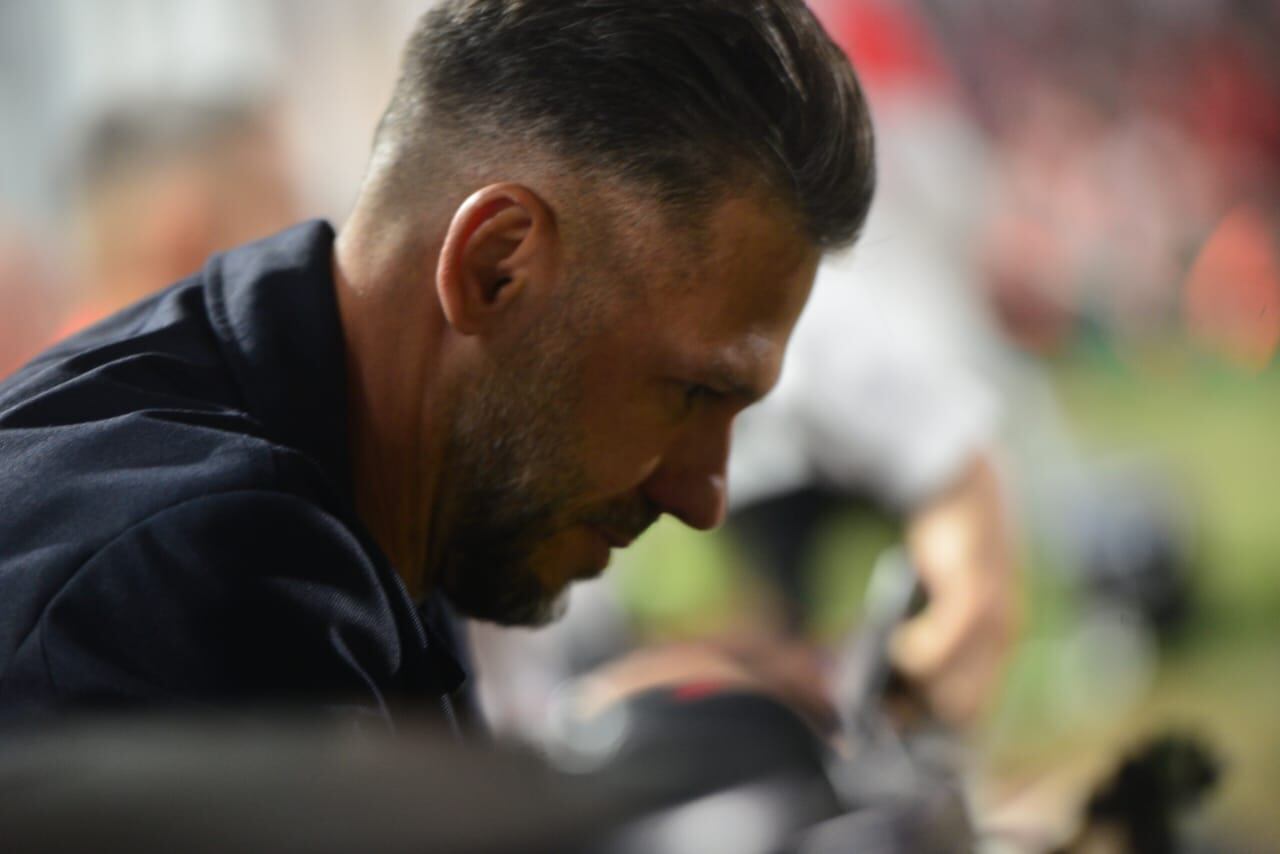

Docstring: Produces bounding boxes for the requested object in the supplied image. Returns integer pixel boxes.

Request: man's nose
[640,421,732,531]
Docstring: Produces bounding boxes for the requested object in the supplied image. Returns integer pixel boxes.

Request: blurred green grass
[1053,353,1280,636]
[1033,353,1280,844]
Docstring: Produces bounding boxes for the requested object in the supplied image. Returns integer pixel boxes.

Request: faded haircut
[371,0,875,249]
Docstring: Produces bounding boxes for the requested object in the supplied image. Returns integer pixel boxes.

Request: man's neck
[331,230,448,600]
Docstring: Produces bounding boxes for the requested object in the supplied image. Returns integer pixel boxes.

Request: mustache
[577,495,660,545]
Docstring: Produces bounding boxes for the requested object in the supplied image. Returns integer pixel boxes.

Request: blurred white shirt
[730,245,999,511]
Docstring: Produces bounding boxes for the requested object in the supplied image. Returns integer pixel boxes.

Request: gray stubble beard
[435,308,590,627]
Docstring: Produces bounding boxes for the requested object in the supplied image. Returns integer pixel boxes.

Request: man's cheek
[582,404,672,487]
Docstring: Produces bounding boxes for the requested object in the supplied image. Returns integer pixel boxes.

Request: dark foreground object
[0,556,973,853]
[0,688,973,854]
[1057,733,1222,854]
[0,718,637,854]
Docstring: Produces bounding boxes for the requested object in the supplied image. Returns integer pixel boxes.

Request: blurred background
[1,0,1277,848]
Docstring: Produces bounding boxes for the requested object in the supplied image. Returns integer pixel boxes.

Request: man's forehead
[659,324,788,405]
[647,198,818,389]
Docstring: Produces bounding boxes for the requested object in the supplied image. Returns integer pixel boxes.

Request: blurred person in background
[0,0,875,731]
[0,221,60,379]
[726,267,1016,731]
[53,96,299,338]
[810,0,1206,644]
[727,0,1018,731]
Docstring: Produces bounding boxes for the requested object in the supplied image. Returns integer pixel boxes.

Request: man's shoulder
[0,224,439,716]
[0,221,353,558]
[0,482,408,716]
[0,399,386,711]
[0,412,373,704]
[0,399,342,579]
[0,282,350,588]
[1,275,233,426]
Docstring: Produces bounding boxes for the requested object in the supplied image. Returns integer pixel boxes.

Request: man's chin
[439,531,590,627]
[447,585,570,628]
[494,588,570,628]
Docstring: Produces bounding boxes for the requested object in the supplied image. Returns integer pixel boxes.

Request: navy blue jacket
[0,222,466,722]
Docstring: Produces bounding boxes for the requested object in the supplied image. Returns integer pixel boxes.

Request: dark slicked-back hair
[373,0,875,249]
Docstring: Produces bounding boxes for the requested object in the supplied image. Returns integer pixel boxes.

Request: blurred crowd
[823,0,1280,364]
[0,0,424,375]
[3,0,1277,371]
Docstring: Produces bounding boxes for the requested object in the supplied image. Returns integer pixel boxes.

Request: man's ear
[436,183,557,336]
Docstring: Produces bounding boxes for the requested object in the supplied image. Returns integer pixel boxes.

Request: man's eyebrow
[703,334,782,404]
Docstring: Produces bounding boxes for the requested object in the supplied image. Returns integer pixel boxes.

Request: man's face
[440,195,819,626]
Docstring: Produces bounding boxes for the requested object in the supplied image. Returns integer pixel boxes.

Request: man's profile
[0,0,874,723]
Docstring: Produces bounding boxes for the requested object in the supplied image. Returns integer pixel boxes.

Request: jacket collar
[202,221,467,697]
[203,220,352,501]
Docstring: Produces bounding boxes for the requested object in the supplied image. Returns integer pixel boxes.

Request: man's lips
[586,524,639,550]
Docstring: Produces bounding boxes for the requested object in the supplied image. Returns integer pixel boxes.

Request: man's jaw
[441,503,657,627]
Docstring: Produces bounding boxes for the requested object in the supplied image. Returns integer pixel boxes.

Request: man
[473,0,1017,738]
[0,0,874,723]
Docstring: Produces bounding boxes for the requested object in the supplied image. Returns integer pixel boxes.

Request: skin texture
[334,180,819,626]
